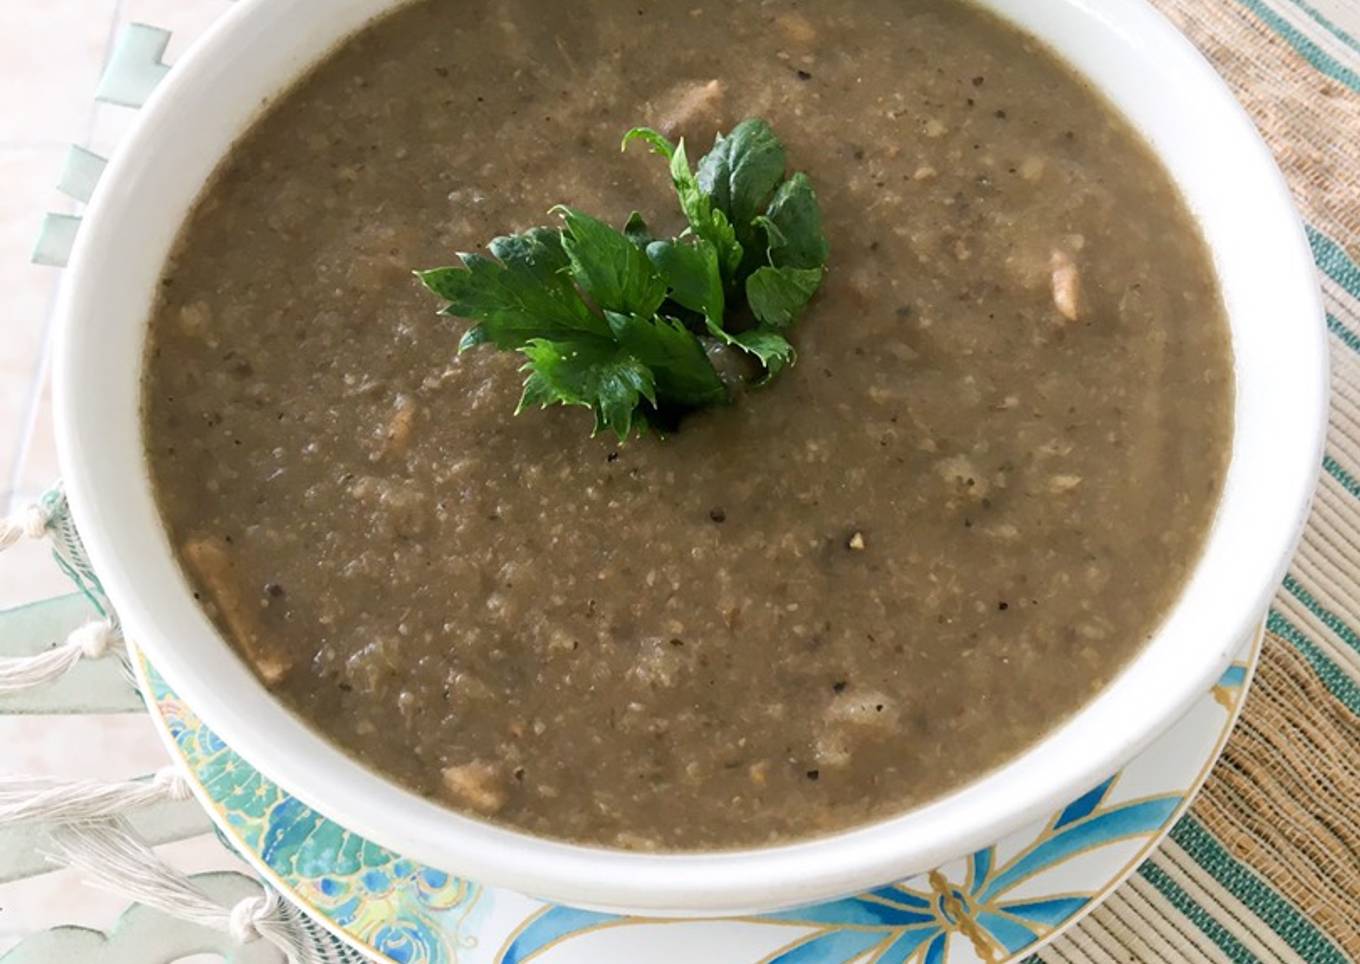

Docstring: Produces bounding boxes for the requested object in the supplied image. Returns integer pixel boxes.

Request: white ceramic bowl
[54,0,1326,917]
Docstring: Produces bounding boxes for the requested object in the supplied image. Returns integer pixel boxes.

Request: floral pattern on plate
[153,682,487,961]
[136,626,1258,964]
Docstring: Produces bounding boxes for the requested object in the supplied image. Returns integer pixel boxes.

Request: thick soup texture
[143,0,1233,849]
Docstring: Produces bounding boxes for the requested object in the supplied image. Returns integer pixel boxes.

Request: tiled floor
[0,1,241,953]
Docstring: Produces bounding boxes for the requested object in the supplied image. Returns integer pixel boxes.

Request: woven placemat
[1032,2,1360,962]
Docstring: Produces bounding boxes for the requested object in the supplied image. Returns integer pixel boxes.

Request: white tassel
[0,619,121,695]
[48,820,313,962]
[0,502,51,551]
[0,767,193,826]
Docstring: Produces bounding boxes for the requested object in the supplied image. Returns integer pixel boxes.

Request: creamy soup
[143,0,1233,850]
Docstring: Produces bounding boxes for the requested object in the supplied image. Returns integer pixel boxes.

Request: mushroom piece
[1050,249,1083,323]
[657,79,725,140]
[776,12,818,45]
[441,761,507,814]
[377,395,416,460]
[182,537,292,684]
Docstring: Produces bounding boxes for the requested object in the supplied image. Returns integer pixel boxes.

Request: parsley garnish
[417,119,828,440]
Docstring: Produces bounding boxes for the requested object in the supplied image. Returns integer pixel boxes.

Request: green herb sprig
[417,119,829,440]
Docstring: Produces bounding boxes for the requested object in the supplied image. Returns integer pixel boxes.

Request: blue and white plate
[130,625,1259,964]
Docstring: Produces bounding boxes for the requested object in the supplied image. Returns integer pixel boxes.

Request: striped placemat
[1032,1,1360,961]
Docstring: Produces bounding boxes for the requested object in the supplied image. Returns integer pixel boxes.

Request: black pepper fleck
[796,69,813,81]
[832,680,847,693]
[806,769,820,781]
[709,507,726,523]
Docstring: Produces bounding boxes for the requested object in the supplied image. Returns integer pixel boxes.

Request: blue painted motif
[1002,896,1088,928]
[967,848,992,893]
[875,927,940,964]
[147,666,485,964]
[1054,776,1116,830]
[768,929,885,963]
[498,786,1182,963]
[500,909,619,964]
[974,912,1037,953]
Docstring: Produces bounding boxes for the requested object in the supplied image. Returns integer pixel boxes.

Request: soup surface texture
[143,0,1233,849]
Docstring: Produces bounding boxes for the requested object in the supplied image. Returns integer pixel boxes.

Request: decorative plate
[129,625,1260,964]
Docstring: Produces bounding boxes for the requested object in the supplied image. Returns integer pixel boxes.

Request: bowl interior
[53,0,1326,915]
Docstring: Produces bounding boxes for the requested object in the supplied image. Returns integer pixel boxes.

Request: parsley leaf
[418,227,607,350]
[697,119,787,252]
[729,327,796,379]
[623,128,743,281]
[645,238,725,333]
[605,310,727,409]
[623,211,654,250]
[757,172,829,270]
[554,206,667,318]
[518,336,655,440]
[420,118,831,441]
[746,265,825,328]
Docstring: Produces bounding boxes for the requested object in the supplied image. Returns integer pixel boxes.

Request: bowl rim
[53,0,1328,915]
